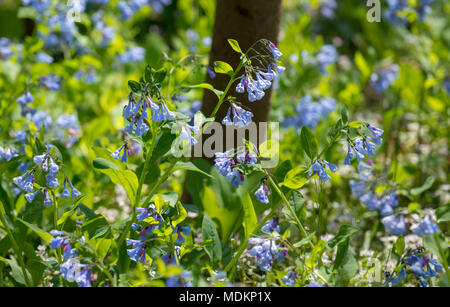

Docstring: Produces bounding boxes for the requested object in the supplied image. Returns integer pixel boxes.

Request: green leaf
[2,257,32,286]
[436,204,450,222]
[355,51,371,84]
[202,214,222,266]
[333,237,358,285]
[145,65,153,83]
[93,158,120,170]
[348,121,361,129]
[96,168,138,203]
[300,127,318,160]
[327,224,359,248]
[282,190,306,224]
[410,177,435,196]
[171,202,187,227]
[293,233,315,248]
[57,195,86,226]
[153,68,167,84]
[242,193,257,239]
[228,39,242,54]
[128,80,142,93]
[340,107,349,125]
[190,83,224,98]
[16,218,52,244]
[174,161,213,178]
[283,166,309,190]
[394,236,405,256]
[214,61,234,75]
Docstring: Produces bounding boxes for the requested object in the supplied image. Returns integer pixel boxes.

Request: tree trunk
[181,0,282,203]
[201,0,282,124]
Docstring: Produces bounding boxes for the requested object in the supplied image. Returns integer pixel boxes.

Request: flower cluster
[247,219,287,272]
[117,0,171,20]
[116,47,146,64]
[222,103,254,128]
[385,0,434,25]
[344,124,384,165]
[235,41,284,102]
[302,44,338,74]
[214,149,257,187]
[320,0,338,19]
[350,160,440,237]
[126,206,191,266]
[283,95,336,131]
[308,159,338,182]
[386,248,443,287]
[254,182,270,204]
[370,64,399,93]
[49,230,92,287]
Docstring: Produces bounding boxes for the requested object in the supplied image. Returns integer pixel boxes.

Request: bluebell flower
[268,41,282,60]
[179,124,200,146]
[111,144,128,162]
[43,190,53,207]
[308,160,336,182]
[316,45,337,74]
[36,51,53,63]
[370,64,399,93]
[25,189,41,203]
[117,47,146,64]
[222,104,254,128]
[67,179,81,198]
[29,111,53,131]
[118,1,133,19]
[412,216,439,235]
[320,0,337,19]
[39,74,61,91]
[261,219,280,233]
[13,173,34,192]
[281,271,298,287]
[207,66,216,79]
[151,102,176,122]
[283,95,336,131]
[254,183,269,204]
[0,38,13,61]
[17,92,34,105]
[247,238,284,272]
[126,239,147,264]
[308,281,325,287]
[382,215,407,235]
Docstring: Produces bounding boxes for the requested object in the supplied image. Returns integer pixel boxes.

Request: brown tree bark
[181,0,282,203]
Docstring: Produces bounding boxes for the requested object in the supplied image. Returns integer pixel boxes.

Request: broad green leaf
[242,193,257,239]
[348,121,362,128]
[333,237,358,285]
[283,166,308,189]
[128,80,142,93]
[282,190,306,224]
[171,202,187,227]
[16,218,52,244]
[189,83,224,98]
[154,194,166,213]
[174,161,213,178]
[436,204,450,222]
[327,224,359,248]
[93,158,120,170]
[97,168,138,203]
[202,214,222,266]
[228,39,242,54]
[300,127,318,160]
[411,177,435,196]
[214,61,233,75]
[395,236,405,256]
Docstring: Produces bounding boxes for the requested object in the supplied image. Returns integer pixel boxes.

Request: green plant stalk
[0,204,32,286]
[265,171,312,246]
[433,233,450,284]
[210,62,245,118]
[116,123,157,249]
